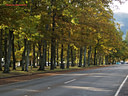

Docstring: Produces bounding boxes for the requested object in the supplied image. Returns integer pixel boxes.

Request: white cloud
[111,1,128,13]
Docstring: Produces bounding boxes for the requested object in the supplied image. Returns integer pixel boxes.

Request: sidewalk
[118,79,128,96]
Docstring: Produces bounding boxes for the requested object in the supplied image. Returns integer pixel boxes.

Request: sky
[110,1,128,39]
[111,1,128,13]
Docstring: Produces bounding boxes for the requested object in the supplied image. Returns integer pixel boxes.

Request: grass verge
[0,65,111,78]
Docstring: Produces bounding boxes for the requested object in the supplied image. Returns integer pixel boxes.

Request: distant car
[116,62,121,64]
[120,61,125,64]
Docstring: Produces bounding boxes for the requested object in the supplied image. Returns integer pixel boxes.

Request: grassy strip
[0,65,111,78]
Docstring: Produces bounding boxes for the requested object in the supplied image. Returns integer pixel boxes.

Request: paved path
[0,64,128,96]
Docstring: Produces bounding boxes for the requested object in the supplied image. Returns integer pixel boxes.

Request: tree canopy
[0,0,127,73]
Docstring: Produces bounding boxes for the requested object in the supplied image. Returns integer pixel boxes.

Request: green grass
[0,65,108,78]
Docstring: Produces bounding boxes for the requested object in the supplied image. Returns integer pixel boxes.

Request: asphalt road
[0,64,128,96]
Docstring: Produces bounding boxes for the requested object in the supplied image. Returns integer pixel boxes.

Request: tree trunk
[71,47,74,67]
[67,31,70,68]
[4,29,7,71]
[54,42,56,68]
[33,44,36,68]
[25,40,30,72]
[12,33,16,70]
[3,30,13,73]
[99,56,101,65]
[48,46,50,66]
[41,43,45,71]
[38,43,42,70]
[60,44,64,69]
[18,32,21,50]
[51,40,55,70]
[94,47,97,65]
[78,47,83,67]
[56,42,59,66]
[38,42,45,71]
[101,56,103,65]
[37,52,39,66]
[105,56,108,65]
[87,46,91,66]
[21,38,27,71]
[74,50,77,66]
[90,52,93,65]
[83,46,86,67]
[44,41,47,67]
[50,0,56,70]
[0,29,3,71]
[66,44,70,69]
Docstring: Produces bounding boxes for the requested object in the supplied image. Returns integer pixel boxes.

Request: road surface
[0,64,128,96]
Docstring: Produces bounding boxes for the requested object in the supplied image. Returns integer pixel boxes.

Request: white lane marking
[114,75,128,96]
[64,79,76,84]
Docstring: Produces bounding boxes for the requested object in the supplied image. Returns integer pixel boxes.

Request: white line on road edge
[114,75,128,96]
[64,79,76,84]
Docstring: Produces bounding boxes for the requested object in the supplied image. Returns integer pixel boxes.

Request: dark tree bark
[38,43,42,70]
[0,29,3,71]
[83,46,86,67]
[78,47,83,67]
[56,42,59,66]
[48,46,50,66]
[50,0,56,70]
[3,30,13,73]
[67,31,70,68]
[25,40,30,72]
[60,44,64,69]
[40,43,45,71]
[101,57,103,65]
[66,44,70,69]
[18,32,21,50]
[13,0,16,4]
[44,41,47,67]
[21,38,27,71]
[87,46,91,66]
[50,33,56,70]
[105,55,109,65]
[94,47,97,65]
[4,29,7,71]
[54,46,56,68]
[99,56,101,65]
[50,26,56,69]
[12,33,16,70]
[13,0,22,4]
[40,41,46,70]
[37,52,39,66]
[17,0,21,4]
[71,47,74,67]
[33,44,36,68]
[54,41,57,68]
[90,52,93,65]
[74,50,77,65]
[38,42,44,71]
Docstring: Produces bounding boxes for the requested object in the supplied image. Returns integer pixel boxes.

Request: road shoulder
[0,65,111,85]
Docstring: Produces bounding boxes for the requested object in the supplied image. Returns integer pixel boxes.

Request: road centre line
[64,79,76,84]
[114,75,128,96]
